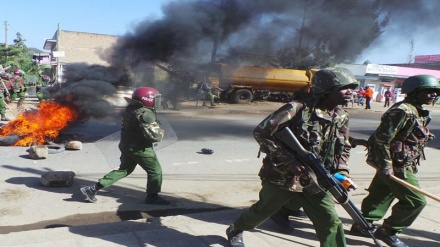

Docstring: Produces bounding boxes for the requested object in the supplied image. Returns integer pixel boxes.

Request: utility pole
[4,21,8,62]
[407,39,414,64]
[4,21,8,48]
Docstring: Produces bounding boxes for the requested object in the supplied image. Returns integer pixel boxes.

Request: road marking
[225,159,250,163]
[171,161,200,165]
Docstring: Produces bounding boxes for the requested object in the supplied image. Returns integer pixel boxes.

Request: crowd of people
[344,86,394,110]
[0,65,52,121]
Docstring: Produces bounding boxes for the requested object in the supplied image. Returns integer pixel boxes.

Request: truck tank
[211,64,313,104]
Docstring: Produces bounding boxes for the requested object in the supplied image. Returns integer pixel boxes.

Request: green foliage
[0,32,41,78]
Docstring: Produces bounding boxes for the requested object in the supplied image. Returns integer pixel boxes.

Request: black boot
[226,225,245,247]
[270,207,294,233]
[145,193,170,205]
[374,226,408,247]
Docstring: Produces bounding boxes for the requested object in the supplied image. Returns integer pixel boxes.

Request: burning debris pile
[0,102,78,146]
[0,64,126,147]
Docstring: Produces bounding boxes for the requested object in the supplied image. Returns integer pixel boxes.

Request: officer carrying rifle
[225,67,367,247]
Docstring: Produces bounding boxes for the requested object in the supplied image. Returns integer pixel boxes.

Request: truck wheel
[232,89,253,104]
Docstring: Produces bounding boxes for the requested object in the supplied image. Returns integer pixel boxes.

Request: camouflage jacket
[120,102,164,148]
[367,98,433,174]
[254,100,352,191]
[11,75,25,92]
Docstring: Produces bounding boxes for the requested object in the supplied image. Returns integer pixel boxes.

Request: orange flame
[0,101,79,146]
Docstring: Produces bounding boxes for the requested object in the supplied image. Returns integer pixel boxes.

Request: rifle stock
[274,127,383,247]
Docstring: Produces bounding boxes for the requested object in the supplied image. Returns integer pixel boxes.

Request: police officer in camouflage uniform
[80,87,170,205]
[0,72,12,121]
[350,75,440,247]
[0,85,10,121]
[36,75,51,102]
[10,69,27,110]
[0,88,9,121]
[226,67,358,247]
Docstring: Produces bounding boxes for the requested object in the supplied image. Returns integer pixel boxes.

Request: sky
[0,0,168,50]
[1,0,440,65]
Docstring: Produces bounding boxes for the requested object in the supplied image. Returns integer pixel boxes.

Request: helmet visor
[154,94,162,110]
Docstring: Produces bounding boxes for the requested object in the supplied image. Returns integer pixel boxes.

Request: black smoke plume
[109,0,440,67]
[57,0,440,117]
[48,63,129,119]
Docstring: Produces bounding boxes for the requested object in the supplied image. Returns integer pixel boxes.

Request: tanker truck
[208,63,314,104]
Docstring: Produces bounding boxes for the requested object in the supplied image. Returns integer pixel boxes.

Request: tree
[0,32,41,79]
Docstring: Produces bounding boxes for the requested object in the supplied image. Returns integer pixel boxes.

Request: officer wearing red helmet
[10,69,26,110]
[80,87,170,205]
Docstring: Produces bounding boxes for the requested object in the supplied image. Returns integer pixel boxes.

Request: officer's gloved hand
[379,168,393,178]
[333,172,358,191]
[336,170,349,177]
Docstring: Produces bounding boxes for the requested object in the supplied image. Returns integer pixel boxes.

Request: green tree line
[0,32,45,79]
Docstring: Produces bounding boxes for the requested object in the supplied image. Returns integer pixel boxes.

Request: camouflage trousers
[98,142,163,194]
[0,93,6,115]
[10,90,26,106]
[360,171,427,232]
[233,181,346,247]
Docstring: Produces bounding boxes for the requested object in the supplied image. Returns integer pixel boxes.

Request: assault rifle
[274,127,383,247]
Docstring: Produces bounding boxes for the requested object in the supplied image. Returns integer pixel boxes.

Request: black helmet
[401,75,440,94]
[311,67,358,95]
